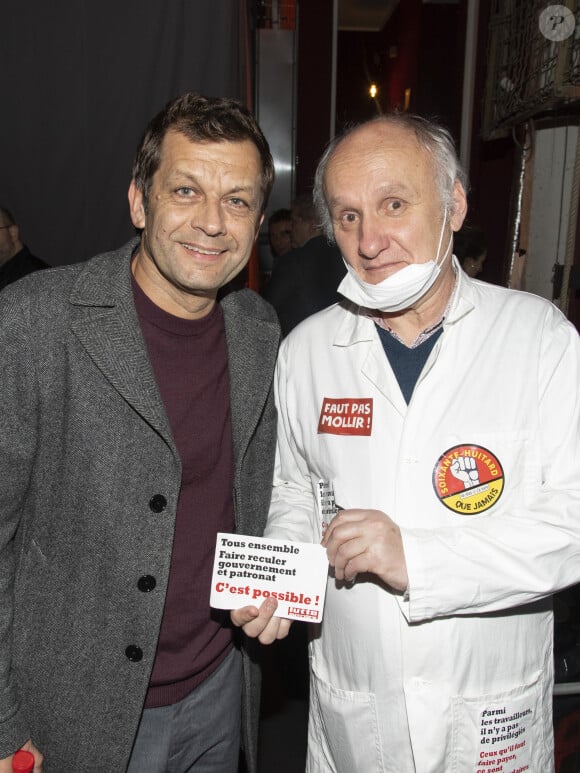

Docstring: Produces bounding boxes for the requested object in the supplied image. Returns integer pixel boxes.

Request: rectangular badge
[317,397,373,436]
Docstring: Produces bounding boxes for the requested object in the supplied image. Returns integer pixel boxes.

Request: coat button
[125,645,143,662]
[149,494,167,513]
[137,575,156,593]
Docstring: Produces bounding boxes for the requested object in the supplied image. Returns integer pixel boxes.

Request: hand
[450,456,480,489]
[0,739,43,772]
[230,597,292,644]
[322,508,408,592]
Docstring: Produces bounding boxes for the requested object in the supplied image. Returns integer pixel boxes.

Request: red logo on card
[318,398,373,435]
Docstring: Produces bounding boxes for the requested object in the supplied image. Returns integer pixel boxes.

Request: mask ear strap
[438,231,453,269]
[434,207,451,268]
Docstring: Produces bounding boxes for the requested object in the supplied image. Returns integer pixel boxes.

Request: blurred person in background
[454,224,487,278]
[0,207,48,290]
[268,208,292,261]
[289,193,321,249]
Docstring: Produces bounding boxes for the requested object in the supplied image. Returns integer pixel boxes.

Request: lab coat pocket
[431,430,533,523]
[451,673,547,773]
[308,667,385,773]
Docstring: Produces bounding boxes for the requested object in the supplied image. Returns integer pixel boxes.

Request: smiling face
[324,121,466,288]
[129,130,264,318]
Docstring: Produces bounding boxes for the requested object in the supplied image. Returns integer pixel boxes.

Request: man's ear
[8,223,21,249]
[128,180,146,230]
[450,180,468,232]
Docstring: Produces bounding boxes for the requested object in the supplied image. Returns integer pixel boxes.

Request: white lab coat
[265,267,580,773]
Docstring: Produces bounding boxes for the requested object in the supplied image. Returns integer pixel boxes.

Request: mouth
[181,242,225,258]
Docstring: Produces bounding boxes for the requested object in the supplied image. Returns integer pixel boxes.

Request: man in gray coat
[0,93,280,772]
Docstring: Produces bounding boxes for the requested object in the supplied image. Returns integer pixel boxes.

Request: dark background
[0,0,250,265]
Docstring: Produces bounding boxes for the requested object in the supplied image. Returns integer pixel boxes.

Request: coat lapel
[68,241,174,448]
[68,243,278,459]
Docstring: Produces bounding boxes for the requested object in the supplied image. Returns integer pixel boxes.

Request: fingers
[230,605,261,628]
[322,508,364,546]
[321,508,409,591]
[323,510,371,581]
[329,537,366,582]
[244,597,278,642]
[23,740,44,773]
[230,598,292,644]
[2,741,44,773]
[338,550,363,583]
[259,615,293,645]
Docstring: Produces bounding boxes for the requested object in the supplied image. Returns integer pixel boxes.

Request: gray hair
[313,113,469,241]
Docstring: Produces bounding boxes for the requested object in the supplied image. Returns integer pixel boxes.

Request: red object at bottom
[12,749,34,773]
[555,709,580,771]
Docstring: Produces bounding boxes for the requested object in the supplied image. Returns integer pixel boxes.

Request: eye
[176,186,195,196]
[385,199,405,213]
[337,211,359,229]
[229,196,248,208]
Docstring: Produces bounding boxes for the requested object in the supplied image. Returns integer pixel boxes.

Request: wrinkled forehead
[324,124,437,207]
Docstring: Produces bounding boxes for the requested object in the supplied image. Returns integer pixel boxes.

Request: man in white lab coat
[233,114,580,772]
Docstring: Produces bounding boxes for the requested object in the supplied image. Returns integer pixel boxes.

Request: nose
[358,213,390,259]
[193,198,225,236]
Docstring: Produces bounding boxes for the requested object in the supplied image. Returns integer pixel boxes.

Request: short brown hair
[132,92,275,213]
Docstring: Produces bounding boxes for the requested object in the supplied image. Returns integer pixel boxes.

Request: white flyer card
[210,533,328,622]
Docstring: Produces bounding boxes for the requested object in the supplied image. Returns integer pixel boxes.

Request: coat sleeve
[264,339,319,544]
[0,287,37,754]
[400,304,580,621]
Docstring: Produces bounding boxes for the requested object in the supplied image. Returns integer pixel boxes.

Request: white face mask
[337,211,453,312]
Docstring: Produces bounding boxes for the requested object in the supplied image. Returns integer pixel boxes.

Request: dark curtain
[0,0,249,265]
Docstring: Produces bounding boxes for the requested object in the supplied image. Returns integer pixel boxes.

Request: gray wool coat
[0,240,280,772]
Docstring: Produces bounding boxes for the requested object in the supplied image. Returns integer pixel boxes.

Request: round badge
[539,5,576,42]
[432,444,505,515]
